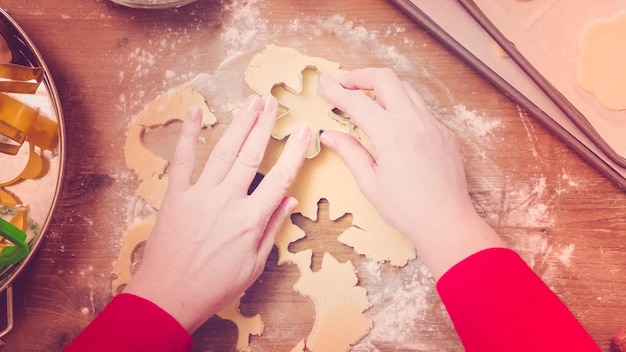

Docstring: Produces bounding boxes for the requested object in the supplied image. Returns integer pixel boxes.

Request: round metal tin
[110,0,198,9]
[0,8,65,293]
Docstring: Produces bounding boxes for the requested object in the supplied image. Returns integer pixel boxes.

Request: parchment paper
[470,0,626,162]
[394,0,626,188]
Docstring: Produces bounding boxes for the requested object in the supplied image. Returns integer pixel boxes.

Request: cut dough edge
[115,88,263,351]
[115,45,418,352]
[247,45,416,351]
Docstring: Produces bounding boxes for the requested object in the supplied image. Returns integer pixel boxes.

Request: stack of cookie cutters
[0,8,64,339]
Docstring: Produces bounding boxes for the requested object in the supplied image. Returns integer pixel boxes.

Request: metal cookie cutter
[0,17,43,94]
[0,11,57,157]
[270,66,352,158]
[0,8,65,340]
[0,93,58,156]
[0,219,29,339]
[110,0,198,9]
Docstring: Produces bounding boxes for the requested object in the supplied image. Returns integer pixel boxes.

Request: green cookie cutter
[0,218,29,268]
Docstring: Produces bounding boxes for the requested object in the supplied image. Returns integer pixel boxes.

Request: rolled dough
[576,11,626,111]
[115,88,262,351]
[116,46,418,351]
[248,45,416,351]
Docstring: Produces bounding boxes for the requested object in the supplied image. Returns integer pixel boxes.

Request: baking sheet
[390,0,626,190]
[467,0,626,166]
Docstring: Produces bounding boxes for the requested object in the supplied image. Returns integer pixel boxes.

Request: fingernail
[262,94,277,113]
[320,132,335,148]
[293,123,310,141]
[246,95,262,113]
[187,106,202,123]
[284,197,298,213]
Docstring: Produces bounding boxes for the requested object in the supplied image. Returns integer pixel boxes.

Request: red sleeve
[64,293,193,352]
[436,247,600,352]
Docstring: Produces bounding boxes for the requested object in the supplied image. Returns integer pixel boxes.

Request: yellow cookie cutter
[0,64,43,95]
[0,142,44,187]
[0,93,58,156]
[0,17,43,94]
[0,188,27,236]
[0,17,53,157]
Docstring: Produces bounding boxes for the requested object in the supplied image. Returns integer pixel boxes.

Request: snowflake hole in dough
[247,45,418,352]
[289,198,356,273]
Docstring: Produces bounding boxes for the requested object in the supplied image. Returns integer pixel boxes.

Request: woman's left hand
[124,94,310,333]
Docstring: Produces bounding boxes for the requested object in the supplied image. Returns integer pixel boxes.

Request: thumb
[320,131,377,193]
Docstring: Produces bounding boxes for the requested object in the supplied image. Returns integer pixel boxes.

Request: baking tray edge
[388,0,626,191]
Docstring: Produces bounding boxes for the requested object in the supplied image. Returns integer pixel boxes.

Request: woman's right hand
[319,68,505,279]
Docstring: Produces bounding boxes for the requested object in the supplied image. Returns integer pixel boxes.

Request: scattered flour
[504,175,555,228]
[284,14,415,72]
[561,171,581,189]
[451,104,502,138]
[517,105,540,158]
[558,243,576,266]
[219,0,269,69]
[128,47,156,79]
[438,101,577,287]
[112,0,580,349]
[355,262,435,350]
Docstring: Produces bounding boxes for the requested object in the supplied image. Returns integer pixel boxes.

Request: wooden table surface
[2,0,626,351]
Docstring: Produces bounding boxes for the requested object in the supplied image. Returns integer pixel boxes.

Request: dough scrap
[124,124,168,183]
[135,176,168,211]
[245,45,343,94]
[576,11,626,110]
[111,215,155,294]
[124,87,216,182]
[216,296,264,352]
[294,253,372,352]
[115,88,262,351]
[247,45,416,350]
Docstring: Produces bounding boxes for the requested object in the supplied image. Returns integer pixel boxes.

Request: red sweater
[64,294,192,352]
[65,248,599,351]
[437,248,599,351]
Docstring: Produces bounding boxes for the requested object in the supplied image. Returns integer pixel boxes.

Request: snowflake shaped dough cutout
[249,46,417,352]
[271,66,351,158]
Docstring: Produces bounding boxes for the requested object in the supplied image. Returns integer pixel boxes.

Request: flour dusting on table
[112,0,579,349]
